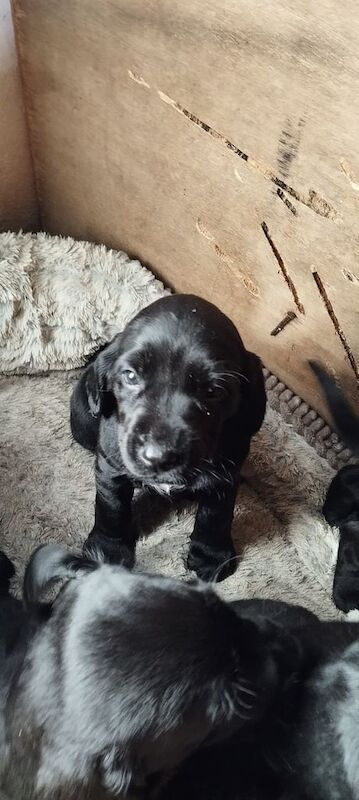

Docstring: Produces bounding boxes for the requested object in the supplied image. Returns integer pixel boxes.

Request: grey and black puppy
[70,294,266,582]
[0,545,286,800]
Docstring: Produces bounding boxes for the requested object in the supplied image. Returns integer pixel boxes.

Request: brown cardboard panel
[0,0,38,231]
[12,0,359,419]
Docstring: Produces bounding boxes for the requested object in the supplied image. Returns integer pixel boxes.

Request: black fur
[310,361,359,612]
[0,545,286,800]
[157,604,359,800]
[4,546,359,800]
[70,294,266,581]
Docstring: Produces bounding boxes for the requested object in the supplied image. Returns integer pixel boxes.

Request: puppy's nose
[140,442,176,470]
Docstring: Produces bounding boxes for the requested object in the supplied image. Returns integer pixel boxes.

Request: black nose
[139,442,177,470]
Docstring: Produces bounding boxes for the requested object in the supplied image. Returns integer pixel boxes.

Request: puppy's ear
[94,334,123,390]
[23,543,102,610]
[243,351,266,435]
[208,611,302,729]
[85,334,123,414]
[206,610,267,724]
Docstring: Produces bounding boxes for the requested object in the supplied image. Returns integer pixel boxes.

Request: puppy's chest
[138,481,183,496]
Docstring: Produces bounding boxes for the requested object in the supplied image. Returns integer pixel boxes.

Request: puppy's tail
[0,551,15,597]
[23,543,103,609]
[309,360,359,453]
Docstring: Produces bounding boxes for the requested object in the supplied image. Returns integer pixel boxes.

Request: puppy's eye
[121,369,139,386]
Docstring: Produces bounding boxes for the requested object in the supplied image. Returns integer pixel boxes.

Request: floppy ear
[85,333,123,416]
[243,351,266,435]
[208,610,303,730]
[23,543,102,611]
[205,608,268,725]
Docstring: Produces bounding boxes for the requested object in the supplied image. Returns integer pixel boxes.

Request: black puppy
[0,545,284,800]
[310,361,359,612]
[70,294,266,581]
[157,602,359,800]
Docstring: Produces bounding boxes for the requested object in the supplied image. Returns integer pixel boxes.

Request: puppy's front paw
[187,542,238,582]
[83,529,135,569]
[333,578,359,614]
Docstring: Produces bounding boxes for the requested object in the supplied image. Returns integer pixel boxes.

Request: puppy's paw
[83,530,135,570]
[333,586,359,614]
[187,543,238,583]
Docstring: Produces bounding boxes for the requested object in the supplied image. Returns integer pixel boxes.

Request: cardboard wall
[0,0,38,231]
[12,0,359,418]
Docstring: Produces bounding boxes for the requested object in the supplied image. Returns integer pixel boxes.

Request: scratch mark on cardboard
[128,71,339,221]
[312,269,359,382]
[261,222,305,314]
[277,118,305,180]
[270,311,297,336]
[196,218,214,242]
[276,188,297,215]
[275,117,305,215]
[158,91,249,159]
[196,218,260,298]
[128,70,151,88]
[342,268,359,285]
[214,243,234,266]
[155,89,338,221]
[340,159,359,192]
[234,168,244,183]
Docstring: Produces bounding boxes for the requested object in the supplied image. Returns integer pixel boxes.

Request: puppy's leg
[332,518,359,612]
[84,453,136,567]
[0,552,25,655]
[322,467,359,612]
[187,482,238,582]
[0,551,15,596]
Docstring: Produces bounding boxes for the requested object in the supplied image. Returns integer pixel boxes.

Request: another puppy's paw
[187,542,238,583]
[83,530,135,570]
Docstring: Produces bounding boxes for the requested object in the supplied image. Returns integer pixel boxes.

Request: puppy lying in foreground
[70,294,266,581]
[310,361,359,612]
[159,604,359,800]
[3,545,359,800]
[0,545,287,800]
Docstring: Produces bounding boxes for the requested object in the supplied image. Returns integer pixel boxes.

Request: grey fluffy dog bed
[0,231,355,619]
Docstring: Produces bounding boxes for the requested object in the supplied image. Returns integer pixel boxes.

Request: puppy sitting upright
[71,294,266,581]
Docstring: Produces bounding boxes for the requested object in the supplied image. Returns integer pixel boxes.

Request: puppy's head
[25,545,281,795]
[96,294,265,485]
